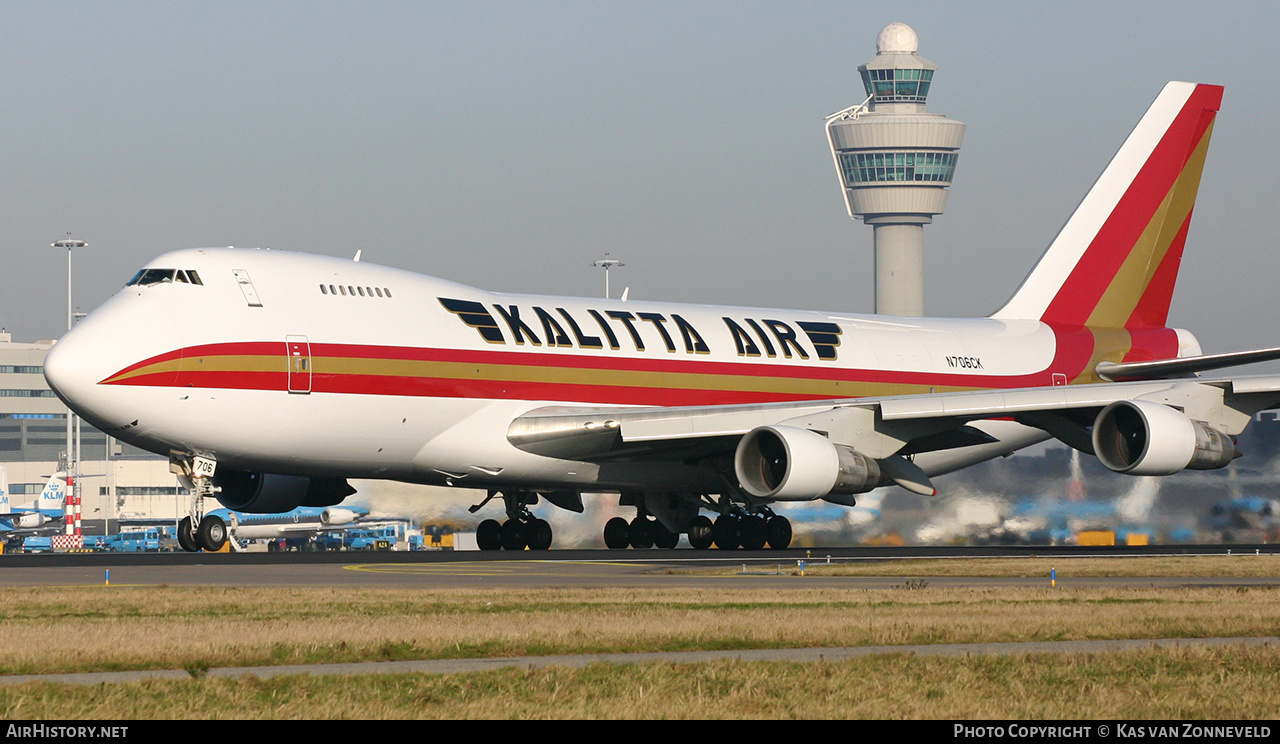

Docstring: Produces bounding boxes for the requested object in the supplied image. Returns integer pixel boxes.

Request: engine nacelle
[1092,400,1236,476]
[320,508,361,525]
[12,513,49,529]
[212,469,356,513]
[734,425,881,500]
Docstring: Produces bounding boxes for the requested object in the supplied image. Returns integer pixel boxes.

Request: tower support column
[871,222,925,316]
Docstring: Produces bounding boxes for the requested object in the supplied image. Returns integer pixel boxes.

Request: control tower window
[839,151,957,185]
[860,68,934,103]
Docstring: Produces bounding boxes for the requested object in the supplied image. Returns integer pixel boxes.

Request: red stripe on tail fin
[992,83,1222,331]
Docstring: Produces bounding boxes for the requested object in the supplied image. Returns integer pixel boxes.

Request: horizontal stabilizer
[1096,346,1280,381]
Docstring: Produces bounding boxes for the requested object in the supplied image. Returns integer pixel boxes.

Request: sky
[3,1,1279,359]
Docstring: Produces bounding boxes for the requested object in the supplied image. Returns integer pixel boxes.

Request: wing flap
[1228,375,1280,395]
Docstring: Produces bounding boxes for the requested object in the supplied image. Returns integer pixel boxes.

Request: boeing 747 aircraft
[43,82,1280,552]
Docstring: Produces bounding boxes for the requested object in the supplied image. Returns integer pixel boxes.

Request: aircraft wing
[273,522,367,534]
[0,523,64,538]
[508,374,1280,493]
[274,523,332,534]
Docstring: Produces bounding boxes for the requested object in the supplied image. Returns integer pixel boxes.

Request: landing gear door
[286,335,312,394]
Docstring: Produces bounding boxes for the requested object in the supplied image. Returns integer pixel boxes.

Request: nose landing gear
[177,512,228,553]
[173,454,228,553]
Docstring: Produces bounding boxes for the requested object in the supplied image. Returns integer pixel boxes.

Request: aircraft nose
[43,325,97,412]
[43,310,132,428]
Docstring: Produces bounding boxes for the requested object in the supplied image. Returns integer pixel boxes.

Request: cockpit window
[127,269,176,286]
[126,268,205,287]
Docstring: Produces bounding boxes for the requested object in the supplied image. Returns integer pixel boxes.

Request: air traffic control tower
[826,23,965,316]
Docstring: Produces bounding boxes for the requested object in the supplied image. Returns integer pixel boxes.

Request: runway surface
[1,545,1277,589]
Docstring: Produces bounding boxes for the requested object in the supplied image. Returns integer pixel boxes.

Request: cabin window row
[320,284,393,298]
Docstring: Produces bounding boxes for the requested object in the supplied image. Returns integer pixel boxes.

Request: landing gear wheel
[628,517,655,549]
[687,516,714,550]
[500,520,527,551]
[603,517,630,550]
[739,515,768,550]
[767,516,792,549]
[197,515,227,552]
[712,515,740,550]
[177,517,199,553]
[653,522,680,549]
[526,519,553,551]
[476,519,502,551]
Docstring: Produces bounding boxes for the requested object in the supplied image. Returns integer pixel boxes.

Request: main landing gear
[472,490,553,551]
[173,454,229,553]
[602,493,792,551]
[469,489,793,551]
[604,511,791,550]
[602,515,681,550]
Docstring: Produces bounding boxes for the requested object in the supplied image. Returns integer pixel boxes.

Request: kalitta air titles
[440,298,844,361]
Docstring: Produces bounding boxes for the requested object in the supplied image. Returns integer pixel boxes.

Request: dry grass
[2,645,1278,719]
[716,554,1280,578]
[4,557,1280,719]
[2,581,1279,677]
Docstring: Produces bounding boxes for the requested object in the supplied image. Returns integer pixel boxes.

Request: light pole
[52,238,86,546]
[592,254,625,299]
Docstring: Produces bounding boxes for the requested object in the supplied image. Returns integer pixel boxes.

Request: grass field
[710,553,1280,577]
[4,646,1279,719]
[1,555,1277,718]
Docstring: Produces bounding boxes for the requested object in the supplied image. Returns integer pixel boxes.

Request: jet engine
[320,507,362,525]
[1092,400,1236,475]
[11,513,51,529]
[212,469,356,513]
[734,425,882,500]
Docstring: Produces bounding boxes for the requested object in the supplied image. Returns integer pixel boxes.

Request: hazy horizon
[2,2,1277,365]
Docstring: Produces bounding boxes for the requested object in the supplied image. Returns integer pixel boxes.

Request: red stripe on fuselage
[104,342,282,379]
[99,327,1118,406]
[1121,327,1181,364]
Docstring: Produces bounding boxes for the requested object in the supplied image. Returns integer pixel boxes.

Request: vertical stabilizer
[992,82,1222,328]
[39,472,66,512]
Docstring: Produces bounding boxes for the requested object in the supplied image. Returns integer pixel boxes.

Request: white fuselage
[43,247,1123,492]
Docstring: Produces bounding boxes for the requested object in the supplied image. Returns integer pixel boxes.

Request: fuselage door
[286,335,312,394]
